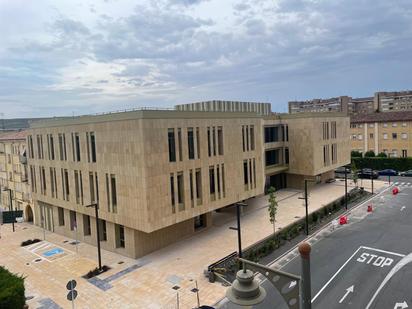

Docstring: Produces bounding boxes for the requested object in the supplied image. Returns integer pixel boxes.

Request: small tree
[268,186,278,234]
[351,150,362,158]
[351,162,358,188]
[377,152,387,158]
[364,150,375,157]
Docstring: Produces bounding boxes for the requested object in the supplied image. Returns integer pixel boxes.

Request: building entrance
[265,173,287,193]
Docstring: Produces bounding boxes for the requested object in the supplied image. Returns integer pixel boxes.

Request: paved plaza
[0,180,386,309]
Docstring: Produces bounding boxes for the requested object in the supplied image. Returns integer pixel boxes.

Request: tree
[351,150,362,158]
[364,150,375,157]
[268,186,278,234]
[377,152,387,158]
[351,162,358,188]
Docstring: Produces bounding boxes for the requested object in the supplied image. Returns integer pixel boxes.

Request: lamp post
[344,167,348,210]
[370,171,374,194]
[85,203,102,271]
[3,188,15,232]
[226,242,312,309]
[229,202,247,259]
[298,179,315,236]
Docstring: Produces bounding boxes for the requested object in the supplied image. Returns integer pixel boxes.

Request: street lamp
[298,179,315,236]
[229,202,247,259]
[344,167,348,210]
[2,188,15,232]
[226,242,312,309]
[85,203,102,271]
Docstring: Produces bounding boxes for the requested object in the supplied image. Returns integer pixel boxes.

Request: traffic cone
[392,187,399,195]
[367,205,373,212]
[339,216,348,225]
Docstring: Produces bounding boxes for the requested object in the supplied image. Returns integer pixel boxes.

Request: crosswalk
[393,182,412,187]
[23,240,71,262]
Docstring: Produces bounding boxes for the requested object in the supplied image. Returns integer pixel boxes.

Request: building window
[83,215,91,236]
[58,207,65,226]
[90,132,96,162]
[322,122,329,140]
[69,210,76,231]
[74,171,80,204]
[332,144,337,164]
[195,169,202,204]
[358,134,363,140]
[402,133,408,139]
[243,160,248,187]
[383,123,388,128]
[27,135,34,159]
[369,123,374,128]
[264,126,279,143]
[216,165,221,199]
[116,224,125,248]
[221,164,226,197]
[89,172,95,203]
[218,126,224,155]
[207,127,212,156]
[177,128,183,161]
[392,123,397,127]
[75,133,81,162]
[40,166,46,195]
[36,135,44,159]
[252,159,256,189]
[383,133,388,140]
[402,123,407,127]
[50,168,55,198]
[170,174,175,212]
[189,170,194,207]
[58,133,67,161]
[392,149,398,157]
[265,149,280,166]
[331,122,337,139]
[99,220,107,241]
[285,148,289,164]
[392,133,397,140]
[111,174,117,213]
[249,125,254,151]
[177,172,184,209]
[323,145,330,166]
[187,128,195,160]
[402,150,408,158]
[196,127,200,159]
[370,133,374,139]
[209,166,216,199]
[47,134,55,160]
[168,129,176,162]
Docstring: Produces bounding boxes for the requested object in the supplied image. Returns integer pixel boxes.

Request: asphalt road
[218,181,412,309]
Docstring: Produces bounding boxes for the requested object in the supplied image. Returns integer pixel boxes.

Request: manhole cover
[26,263,30,266]
[191,288,199,293]
[172,286,180,290]
[70,241,80,245]
[26,296,34,301]
[63,240,69,243]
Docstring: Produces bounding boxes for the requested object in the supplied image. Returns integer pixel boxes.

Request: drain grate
[25,296,34,301]
[34,258,42,263]
[172,286,180,290]
[191,288,199,293]
[63,240,69,243]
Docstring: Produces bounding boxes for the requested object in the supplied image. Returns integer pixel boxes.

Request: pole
[344,168,348,210]
[71,281,75,309]
[176,291,179,309]
[371,173,374,194]
[9,189,14,232]
[388,174,391,185]
[195,280,200,308]
[236,204,242,259]
[305,180,309,236]
[299,243,312,309]
[94,205,102,271]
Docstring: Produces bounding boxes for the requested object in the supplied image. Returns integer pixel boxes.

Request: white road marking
[366,253,412,309]
[26,241,45,251]
[401,206,406,212]
[394,301,408,309]
[338,285,354,304]
[289,280,297,289]
[311,247,362,302]
[361,246,406,258]
[30,243,49,251]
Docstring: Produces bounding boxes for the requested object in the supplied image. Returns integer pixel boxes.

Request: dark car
[334,166,351,179]
[378,169,398,176]
[400,170,412,177]
[357,168,379,179]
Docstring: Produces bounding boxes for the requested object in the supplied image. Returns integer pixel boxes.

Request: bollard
[339,216,348,225]
[367,205,373,212]
[299,242,312,309]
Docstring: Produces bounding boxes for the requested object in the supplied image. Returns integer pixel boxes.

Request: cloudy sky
[1,0,411,118]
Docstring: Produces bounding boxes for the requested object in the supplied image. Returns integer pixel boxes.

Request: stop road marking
[357,253,394,268]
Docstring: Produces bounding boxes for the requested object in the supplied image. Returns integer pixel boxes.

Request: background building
[26,103,350,258]
[350,111,412,157]
[0,131,33,222]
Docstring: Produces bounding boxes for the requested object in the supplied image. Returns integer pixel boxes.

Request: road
[217,180,412,309]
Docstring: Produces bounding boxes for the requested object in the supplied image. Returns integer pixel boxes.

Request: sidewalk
[0,180,386,309]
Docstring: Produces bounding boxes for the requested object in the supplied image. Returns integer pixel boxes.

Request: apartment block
[0,131,33,221]
[350,111,412,158]
[375,91,412,112]
[27,105,350,258]
[288,96,351,114]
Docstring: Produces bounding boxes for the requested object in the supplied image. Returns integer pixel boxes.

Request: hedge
[352,157,412,171]
[0,266,25,309]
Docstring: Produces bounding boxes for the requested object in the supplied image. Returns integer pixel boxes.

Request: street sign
[66,279,77,290]
[67,290,78,301]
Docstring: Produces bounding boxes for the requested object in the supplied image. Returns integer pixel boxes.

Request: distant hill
[0,118,48,130]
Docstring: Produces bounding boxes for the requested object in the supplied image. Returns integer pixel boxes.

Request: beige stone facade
[26,107,350,258]
[350,111,412,157]
[0,131,33,222]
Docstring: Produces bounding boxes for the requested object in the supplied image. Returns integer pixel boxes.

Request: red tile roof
[351,111,412,123]
[0,130,28,141]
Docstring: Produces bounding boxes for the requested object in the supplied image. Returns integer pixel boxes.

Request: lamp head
[226,269,266,306]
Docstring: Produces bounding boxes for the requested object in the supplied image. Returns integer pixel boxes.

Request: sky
[1,0,411,118]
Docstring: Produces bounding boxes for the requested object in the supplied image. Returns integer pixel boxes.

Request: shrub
[352,157,412,172]
[83,265,110,279]
[21,239,41,247]
[0,266,25,309]
[351,150,362,158]
[311,212,319,223]
[377,152,387,158]
[364,150,375,157]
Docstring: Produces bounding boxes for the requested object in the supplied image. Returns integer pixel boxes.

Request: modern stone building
[350,111,412,158]
[0,131,33,221]
[175,100,271,115]
[27,104,350,258]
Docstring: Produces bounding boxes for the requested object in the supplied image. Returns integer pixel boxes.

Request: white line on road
[361,246,406,258]
[311,247,362,303]
[338,285,354,303]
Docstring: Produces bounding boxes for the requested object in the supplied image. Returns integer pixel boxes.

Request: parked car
[400,170,412,177]
[357,168,379,179]
[378,169,398,176]
[334,166,351,179]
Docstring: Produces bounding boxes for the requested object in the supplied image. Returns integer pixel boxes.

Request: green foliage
[267,186,278,233]
[377,152,387,158]
[0,266,25,309]
[364,150,375,157]
[351,150,362,158]
[352,157,412,171]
